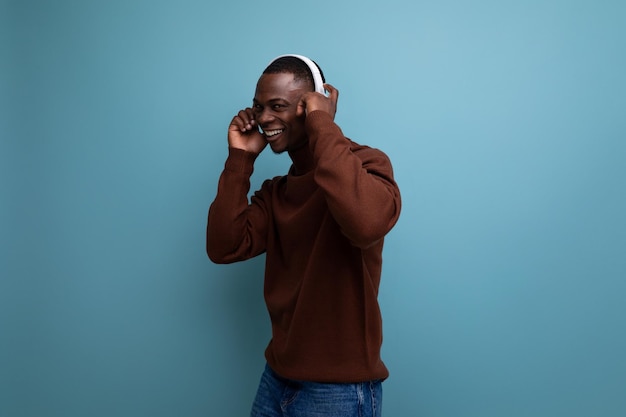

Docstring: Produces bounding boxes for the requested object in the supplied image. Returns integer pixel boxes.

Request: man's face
[253,72,310,154]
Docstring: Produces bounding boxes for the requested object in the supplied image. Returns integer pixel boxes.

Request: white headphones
[268,54,326,95]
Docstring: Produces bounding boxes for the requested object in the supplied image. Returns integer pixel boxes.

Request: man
[207,54,401,417]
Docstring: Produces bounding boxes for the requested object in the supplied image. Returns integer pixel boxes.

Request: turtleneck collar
[288,141,315,176]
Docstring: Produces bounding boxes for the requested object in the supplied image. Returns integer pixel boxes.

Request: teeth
[264,129,283,137]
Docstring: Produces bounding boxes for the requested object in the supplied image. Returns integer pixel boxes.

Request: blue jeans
[250,364,383,417]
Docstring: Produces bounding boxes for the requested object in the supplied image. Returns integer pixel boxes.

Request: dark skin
[228,73,339,155]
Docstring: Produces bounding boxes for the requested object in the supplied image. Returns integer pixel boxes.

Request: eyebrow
[253,97,291,105]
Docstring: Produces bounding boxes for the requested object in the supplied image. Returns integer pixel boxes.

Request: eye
[272,104,287,111]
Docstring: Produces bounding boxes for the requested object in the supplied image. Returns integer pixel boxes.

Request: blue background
[2,1,625,416]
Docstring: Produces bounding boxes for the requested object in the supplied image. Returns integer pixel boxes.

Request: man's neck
[288,141,314,176]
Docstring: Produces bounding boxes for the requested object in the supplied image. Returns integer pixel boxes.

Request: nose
[256,107,275,125]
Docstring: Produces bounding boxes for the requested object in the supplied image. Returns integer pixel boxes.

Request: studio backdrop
[2,1,625,416]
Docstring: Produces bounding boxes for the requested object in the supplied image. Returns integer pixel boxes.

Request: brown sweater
[207,111,401,383]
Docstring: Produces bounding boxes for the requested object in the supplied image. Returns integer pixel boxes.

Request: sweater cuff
[305,110,347,158]
[305,110,335,129]
[224,147,258,175]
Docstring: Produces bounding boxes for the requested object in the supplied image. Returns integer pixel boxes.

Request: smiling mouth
[263,129,284,138]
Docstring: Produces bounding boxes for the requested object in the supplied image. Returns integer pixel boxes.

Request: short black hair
[262,56,326,91]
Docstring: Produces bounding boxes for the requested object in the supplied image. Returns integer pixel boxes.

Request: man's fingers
[234,108,256,132]
[296,99,306,117]
[324,83,339,102]
[296,86,339,117]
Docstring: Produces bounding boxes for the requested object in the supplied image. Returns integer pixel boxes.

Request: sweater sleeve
[206,147,270,263]
[307,111,402,249]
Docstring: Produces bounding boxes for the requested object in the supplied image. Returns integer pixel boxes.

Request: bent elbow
[206,246,240,265]
[206,245,225,264]
[206,235,235,264]
[346,208,401,250]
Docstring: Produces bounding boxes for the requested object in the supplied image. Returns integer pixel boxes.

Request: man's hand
[296,83,339,119]
[228,108,267,154]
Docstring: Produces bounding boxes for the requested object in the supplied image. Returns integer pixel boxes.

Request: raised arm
[206,107,270,263]
[298,85,401,248]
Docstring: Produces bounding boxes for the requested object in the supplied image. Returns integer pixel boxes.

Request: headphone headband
[268,54,325,94]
